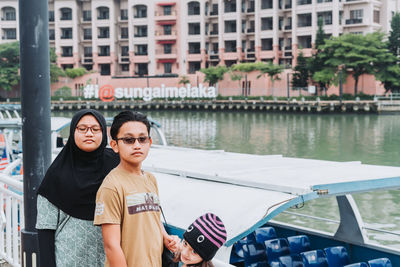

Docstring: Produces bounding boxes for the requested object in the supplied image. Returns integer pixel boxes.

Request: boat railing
[0,158,23,267]
[279,210,400,238]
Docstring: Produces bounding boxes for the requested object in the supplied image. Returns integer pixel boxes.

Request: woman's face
[74,114,103,152]
[180,239,203,265]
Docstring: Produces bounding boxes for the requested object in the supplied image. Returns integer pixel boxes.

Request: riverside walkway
[48,99,400,113]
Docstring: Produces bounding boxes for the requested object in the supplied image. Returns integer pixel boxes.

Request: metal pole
[19,0,51,266]
[339,69,343,105]
[287,72,290,99]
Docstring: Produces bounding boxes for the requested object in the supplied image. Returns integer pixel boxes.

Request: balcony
[81,55,93,64]
[155,48,177,59]
[208,51,219,61]
[155,30,177,41]
[209,30,218,36]
[118,55,130,64]
[284,4,292,9]
[135,51,148,56]
[155,10,177,21]
[284,46,292,50]
[210,10,218,16]
[344,0,369,4]
[345,18,363,25]
[246,28,255,34]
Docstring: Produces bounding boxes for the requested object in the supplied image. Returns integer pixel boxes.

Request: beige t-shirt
[94,166,163,267]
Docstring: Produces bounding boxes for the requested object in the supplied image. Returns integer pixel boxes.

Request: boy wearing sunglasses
[94,111,177,267]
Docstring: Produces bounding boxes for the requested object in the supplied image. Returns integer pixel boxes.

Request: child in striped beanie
[173,213,227,267]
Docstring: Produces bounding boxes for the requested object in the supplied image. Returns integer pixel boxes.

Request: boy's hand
[164,234,181,253]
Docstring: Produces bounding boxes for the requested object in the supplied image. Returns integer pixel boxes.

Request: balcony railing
[156,48,177,54]
[135,51,148,56]
[345,18,363,24]
[285,25,292,30]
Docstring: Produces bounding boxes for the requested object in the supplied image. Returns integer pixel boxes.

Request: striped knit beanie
[183,213,227,261]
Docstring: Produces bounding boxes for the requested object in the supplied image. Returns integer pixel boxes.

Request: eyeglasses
[76,125,102,134]
[116,136,151,145]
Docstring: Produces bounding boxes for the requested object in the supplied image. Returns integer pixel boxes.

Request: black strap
[160,206,168,226]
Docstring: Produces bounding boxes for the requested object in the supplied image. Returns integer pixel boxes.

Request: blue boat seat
[279,254,304,267]
[324,246,350,266]
[368,258,392,267]
[246,262,269,267]
[287,235,311,255]
[300,249,328,267]
[254,226,277,244]
[343,263,368,267]
[243,242,268,267]
[265,238,290,264]
[232,239,248,259]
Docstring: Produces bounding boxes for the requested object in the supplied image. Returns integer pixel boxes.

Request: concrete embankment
[47,99,400,114]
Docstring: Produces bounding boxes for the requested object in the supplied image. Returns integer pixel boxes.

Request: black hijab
[38,109,119,220]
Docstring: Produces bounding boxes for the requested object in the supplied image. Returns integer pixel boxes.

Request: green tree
[388,13,400,57]
[230,63,258,95]
[50,47,65,83]
[309,18,328,93]
[316,32,391,95]
[178,75,190,85]
[254,61,284,96]
[65,67,86,78]
[291,51,309,88]
[200,65,229,86]
[0,42,20,91]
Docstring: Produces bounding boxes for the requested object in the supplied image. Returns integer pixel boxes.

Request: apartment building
[0,0,397,77]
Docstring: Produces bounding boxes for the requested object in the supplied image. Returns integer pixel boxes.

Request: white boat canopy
[143,145,400,249]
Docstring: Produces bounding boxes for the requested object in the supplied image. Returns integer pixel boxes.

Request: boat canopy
[144,145,400,247]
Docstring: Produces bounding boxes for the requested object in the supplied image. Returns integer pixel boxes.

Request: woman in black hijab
[36,109,119,267]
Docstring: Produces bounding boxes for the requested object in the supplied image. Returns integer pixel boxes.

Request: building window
[189,62,201,74]
[261,17,273,30]
[261,0,273,9]
[135,44,148,55]
[317,11,332,25]
[317,0,332,3]
[164,63,172,74]
[350,9,363,19]
[298,13,312,27]
[61,28,73,39]
[121,64,129,72]
[164,44,172,54]
[49,10,54,22]
[298,35,311,48]
[121,9,128,20]
[134,5,147,18]
[97,7,109,20]
[3,7,16,21]
[121,46,129,57]
[163,6,172,16]
[83,10,91,21]
[62,46,73,57]
[211,4,218,15]
[121,27,129,39]
[373,10,379,23]
[163,25,172,35]
[261,38,273,50]
[60,8,72,20]
[224,0,236,13]
[188,1,200,15]
[100,64,110,75]
[3,29,16,40]
[189,42,201,54]
[83,28,92,40]
[99,46,110,56]
[98,27,110,38]
[134,26,148,37]
[135,63,148,76]
[225,40,237,52]
[84,47,92,57]
[188,23,201,35]
[49,29,55,40]
[224,20,237,33]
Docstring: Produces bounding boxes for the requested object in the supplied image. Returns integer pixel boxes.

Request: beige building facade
[0,0,399,78]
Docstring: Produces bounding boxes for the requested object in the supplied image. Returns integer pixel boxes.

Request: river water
[54,110,400,248]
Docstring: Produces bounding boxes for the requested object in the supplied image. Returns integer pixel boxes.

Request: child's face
[110,121,151,166]
[74,115,103,152]
[180,239,203,265]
